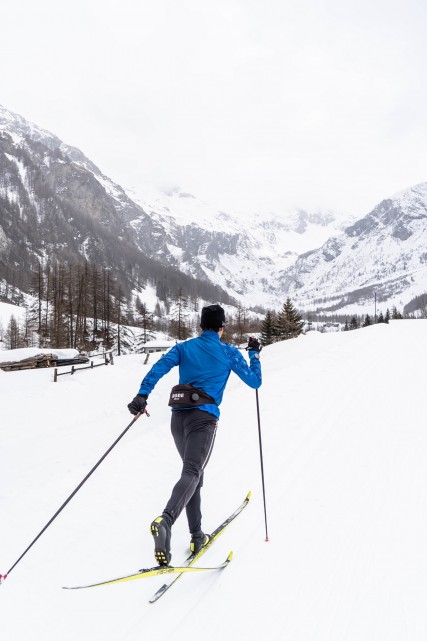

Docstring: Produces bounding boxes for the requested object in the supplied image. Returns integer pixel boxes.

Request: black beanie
[200,304,226,330]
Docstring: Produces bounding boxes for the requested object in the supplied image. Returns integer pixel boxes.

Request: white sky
[1,0,427,217]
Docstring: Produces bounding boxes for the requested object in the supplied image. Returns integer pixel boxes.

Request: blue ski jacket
[138,330,262,419]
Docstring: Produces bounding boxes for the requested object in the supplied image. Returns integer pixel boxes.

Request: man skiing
[127,303,262,566]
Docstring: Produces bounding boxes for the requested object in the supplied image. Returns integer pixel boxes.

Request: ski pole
[255,389,269,542]
[0,411,148,584]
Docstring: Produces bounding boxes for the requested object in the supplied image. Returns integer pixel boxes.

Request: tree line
[1,261,128,351]
[1,270,308,353]
[343,306,403,330]
[0,260,239,351]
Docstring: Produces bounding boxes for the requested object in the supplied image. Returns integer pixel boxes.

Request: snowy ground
[1,320,427,640]
[0,300,26,335]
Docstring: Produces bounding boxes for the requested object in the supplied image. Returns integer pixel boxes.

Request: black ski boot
[190,531,211,555]
[150,514,172,566]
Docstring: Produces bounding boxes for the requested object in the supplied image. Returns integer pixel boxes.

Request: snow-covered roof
[0,347,79,365]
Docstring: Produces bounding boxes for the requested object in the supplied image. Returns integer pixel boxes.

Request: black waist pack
[168,384,217,408]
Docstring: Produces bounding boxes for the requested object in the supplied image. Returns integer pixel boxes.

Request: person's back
[175,329,261,415]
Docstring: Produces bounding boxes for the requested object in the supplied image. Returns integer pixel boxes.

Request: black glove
[127,394,148,415]
[246,337,262,353]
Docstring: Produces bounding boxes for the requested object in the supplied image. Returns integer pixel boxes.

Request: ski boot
[190,531,211,555]
[150,514,172,566]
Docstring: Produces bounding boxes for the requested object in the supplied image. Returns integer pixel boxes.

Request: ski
[149,490,251,603]
[62,552,233,590]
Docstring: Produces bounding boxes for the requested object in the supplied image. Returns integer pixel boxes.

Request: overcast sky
[1,0,427,217]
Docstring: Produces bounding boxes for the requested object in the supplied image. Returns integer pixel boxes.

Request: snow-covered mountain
[3,102,427,315]
[123,184,350,307]
[0,103,349,309]
[0,104,235,308]
[279,182,427,314]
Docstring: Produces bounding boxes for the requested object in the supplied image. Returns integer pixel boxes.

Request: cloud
[1,0,427,217]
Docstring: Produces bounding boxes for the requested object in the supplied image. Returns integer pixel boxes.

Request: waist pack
[168,384,217,409]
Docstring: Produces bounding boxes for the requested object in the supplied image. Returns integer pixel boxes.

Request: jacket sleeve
[137,345,180,396]
[224,344,262,389]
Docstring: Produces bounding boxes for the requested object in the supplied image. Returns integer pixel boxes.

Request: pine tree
[385,308,390,324]
[170,289,190,340]
[5,315,22,349]
[260,310,276,345]
[137,299,155,343]
[392,306,403,319]
[349,316,359,330]
[363,314,372,327]
[275,298,304,341]
[31,259,44,336]
[235,304,249,344]
[115,286,127,356]
[377,311,385,323]
[344,319,349,331]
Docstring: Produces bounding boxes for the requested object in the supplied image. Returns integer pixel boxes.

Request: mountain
[0,105,350,310]
[125,183,349,307]
[277,182,427,314]
[0,104,236,307]
[4,103,426,318]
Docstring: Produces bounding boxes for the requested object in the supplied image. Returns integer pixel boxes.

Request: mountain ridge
[2,103,427,314]
[280,181,427,314]
[0,104,236,308]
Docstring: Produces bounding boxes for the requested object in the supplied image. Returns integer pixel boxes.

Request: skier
[127,303,262,566]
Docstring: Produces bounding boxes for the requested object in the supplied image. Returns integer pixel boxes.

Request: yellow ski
[62,551,232,590]
[149,491,251,603]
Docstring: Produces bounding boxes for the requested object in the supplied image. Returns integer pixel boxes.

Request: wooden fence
[53,351,114,382]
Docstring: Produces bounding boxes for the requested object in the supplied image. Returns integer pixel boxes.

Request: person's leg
[150,411,186,565]
[164,409,217,526]
[185,472,203,535]
[151,410,216,565]
[169,410,206,532]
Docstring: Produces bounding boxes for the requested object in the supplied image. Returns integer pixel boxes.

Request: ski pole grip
[0,573,7,585]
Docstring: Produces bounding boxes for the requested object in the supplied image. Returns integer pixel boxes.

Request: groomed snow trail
[1,320,427,641]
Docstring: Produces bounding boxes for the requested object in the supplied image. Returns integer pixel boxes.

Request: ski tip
[226,551,233,562]
[246,490,252,500]
[62,585,84,590]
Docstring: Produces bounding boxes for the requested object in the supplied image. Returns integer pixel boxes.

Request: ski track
[1,321,427,640]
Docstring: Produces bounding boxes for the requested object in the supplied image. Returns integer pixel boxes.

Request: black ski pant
[163,408,217,534]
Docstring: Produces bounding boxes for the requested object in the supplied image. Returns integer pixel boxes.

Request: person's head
[200,304,226,334]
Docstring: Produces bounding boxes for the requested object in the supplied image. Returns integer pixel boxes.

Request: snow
[391,181,427,212]
[166,243,184,260]
[126,184,242,234]
[0,301,26,332]
[139,339,176,351]
[0,347,79,364]
[132,283,160,312]
[1,321,427,640]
